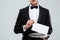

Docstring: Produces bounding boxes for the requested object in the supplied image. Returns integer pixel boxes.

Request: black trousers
[22,36,44,40]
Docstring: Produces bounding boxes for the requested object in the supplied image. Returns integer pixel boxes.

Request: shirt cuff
[23,25,27,31]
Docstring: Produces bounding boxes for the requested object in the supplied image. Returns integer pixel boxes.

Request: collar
[29,4,39,9]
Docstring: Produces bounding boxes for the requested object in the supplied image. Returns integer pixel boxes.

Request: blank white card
[31,23,49,35]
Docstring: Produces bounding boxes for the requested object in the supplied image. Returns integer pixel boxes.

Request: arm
[14,10,23,34]
[45,9,53,38]
[39,9,53,39]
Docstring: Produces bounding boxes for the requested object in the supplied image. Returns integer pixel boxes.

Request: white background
[0,0,60,40]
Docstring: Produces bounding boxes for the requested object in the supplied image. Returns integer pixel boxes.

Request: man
[14,0,53,40]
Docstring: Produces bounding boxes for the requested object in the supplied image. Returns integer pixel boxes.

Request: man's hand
[39,35,48,40]
[24,20,34,30]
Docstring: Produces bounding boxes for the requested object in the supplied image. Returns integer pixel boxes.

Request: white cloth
[31,23,49,35]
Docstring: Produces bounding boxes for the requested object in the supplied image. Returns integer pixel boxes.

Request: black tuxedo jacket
[14,5,53,37]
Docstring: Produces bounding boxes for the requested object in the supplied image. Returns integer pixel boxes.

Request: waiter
[14,0,53,40]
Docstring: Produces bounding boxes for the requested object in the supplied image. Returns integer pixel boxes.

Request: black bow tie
[31,6,38,9]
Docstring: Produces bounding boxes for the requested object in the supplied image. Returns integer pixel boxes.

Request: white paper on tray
[31,23,49,35]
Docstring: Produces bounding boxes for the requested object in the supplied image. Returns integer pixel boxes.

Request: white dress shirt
[29,5,39,23]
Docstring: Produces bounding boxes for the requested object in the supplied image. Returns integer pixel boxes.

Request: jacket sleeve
[14,10,23,34]
[45,9,53,39]
[45,9,53,35]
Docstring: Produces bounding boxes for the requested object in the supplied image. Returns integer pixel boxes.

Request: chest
[21,9,46,25]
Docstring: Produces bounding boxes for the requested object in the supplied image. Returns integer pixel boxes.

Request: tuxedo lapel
[37,5,42,23]
[25,6,30,20]
[37,5,46,24]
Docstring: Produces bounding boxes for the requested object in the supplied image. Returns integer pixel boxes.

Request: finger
[31,20,35,23]
[27,21,32,26]
[40,36,47,38]
[26,20,34,27]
